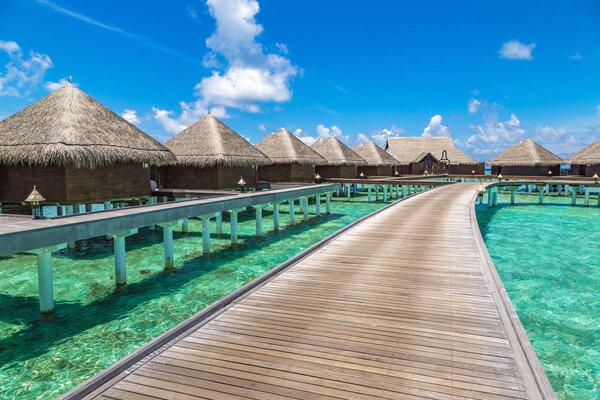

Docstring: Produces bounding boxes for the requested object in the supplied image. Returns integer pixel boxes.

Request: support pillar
[326,193,331,214]
[288,199,296,224]
[301,196,309,220]
[315,195,321,216]
[158,221,181,269]
[229,207,246,245]
[85,204,93,213]
[368,185,372,202]
[110,229,137,286]
[401,186,407,198]
[215,212,223,237]
[383,185,388,202]
[539,188,545,205]
[585,188,590,207]
[181,218,189,234]
[511,191,515,205]
[26,243,66,313]
[346,184,351,199]
[65,205,76,249]
[198,215,212,253]
[395,185,399,198]
[253,204,269,237]
[273,202,281,231]
[375,185,379,201]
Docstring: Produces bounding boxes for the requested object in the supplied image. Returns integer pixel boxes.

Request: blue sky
[1,0,599,160]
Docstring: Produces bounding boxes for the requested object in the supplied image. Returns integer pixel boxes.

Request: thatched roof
[311,136,366,166]
[385,137,479,165]
[487,139,563,166]
[0,83,175,167]
[165,113,270,167]
[255,127,326,165]
[353,141,400,166]
[565,138,600,166]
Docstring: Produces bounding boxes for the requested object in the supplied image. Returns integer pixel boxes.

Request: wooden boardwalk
[68,182,555,400]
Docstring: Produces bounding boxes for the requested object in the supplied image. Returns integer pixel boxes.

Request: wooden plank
[70,182,555,400]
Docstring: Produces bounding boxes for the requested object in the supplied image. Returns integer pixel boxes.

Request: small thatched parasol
[0,83,175,168]
[311,136,366,166]
[353,141,400,166]
[256,127,326,165]
[487,139,563,166]
[565,138,600,166]
[385,137,479,165]
[165,113,271,167]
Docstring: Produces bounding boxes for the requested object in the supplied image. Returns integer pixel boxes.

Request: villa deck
[62,182,555,400]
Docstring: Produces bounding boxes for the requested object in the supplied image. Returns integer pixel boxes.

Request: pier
[0,184,338,313]
[62,182,556,400]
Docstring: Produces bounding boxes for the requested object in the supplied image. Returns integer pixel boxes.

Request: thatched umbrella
[165,113,270,167]
[385,137,478,166]
[353,141,399,166]
[0,83,175,167]
[256,127,326,165]
[488,139,563,167]
[311,136,366,166]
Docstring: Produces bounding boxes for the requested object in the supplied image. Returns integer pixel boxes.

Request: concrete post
[230,211,238,244]
[158,221,181,269]
[402,186,407,198]
[375,185,379,201]
[315,195,321,216]
[181,218,189,234]
[383,185,388,202]
[368,185,372,202]
[302,196,309,220]
[201,216,211,253]
[215,212,223,236]
[487,189,493,208]
[585,188,590,207]
[273,202,280,231]
[511,191,515,205]
[395,185,399,198]
[539,188,545,205]
[253,205,269,237]
[326,193,331,214]
[346,184,351,199]
[289,199,296,224]
[493,188,498,206]
[26,243,66,313]
[110,229,137,286]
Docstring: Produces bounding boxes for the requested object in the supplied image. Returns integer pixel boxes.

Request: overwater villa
[385,136,484,175]
[0,83,175,214]
[353,141,400,176]
[311,136,366,178]
[566,138,600,176]
[161,113,271,190]
[255,127,326,182]
[487,139,563,176]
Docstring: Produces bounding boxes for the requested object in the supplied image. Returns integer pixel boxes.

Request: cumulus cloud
[357,124,406,147]
[122,109,142,124]
[152,107,188,135]
[533,125,590,158]
[463,113,525,157]
[275,42,288,54]
[0,40,53,97]
[422,115,451,137]
[499,40,535,60]
[154,0,298,135]
[258,123,266,131]
[293,128,318,146]
[44,76,75,91]
[468,98,482,114]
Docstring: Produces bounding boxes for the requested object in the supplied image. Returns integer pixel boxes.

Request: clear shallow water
[477,192,600,400]
[0,192,395,399]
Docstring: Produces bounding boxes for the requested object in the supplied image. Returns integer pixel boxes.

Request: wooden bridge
[61,182,556,400]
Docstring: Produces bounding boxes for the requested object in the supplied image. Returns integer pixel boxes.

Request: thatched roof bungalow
[311,136,366,178]
[256,127,326,182]
[162,113,270,189]
[565,138,600,176]
[487,139,563,176]
[353,141,400,176]
[385,137,483,175]
[0,83,174,207]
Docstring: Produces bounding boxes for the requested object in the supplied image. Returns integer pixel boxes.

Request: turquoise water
[477,192,600,400]
[0,192,396,399]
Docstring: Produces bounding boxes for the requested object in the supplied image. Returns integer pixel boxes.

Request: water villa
[0,83,174,213]
[161,113,271,190]
[385,136,483,175]
[488,139,563,176]
[353,141,400,176]
[255,127,326,182]
[566,138,600,176]
[311,136,366,178]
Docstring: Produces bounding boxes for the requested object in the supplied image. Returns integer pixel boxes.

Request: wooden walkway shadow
[63,182,556,400]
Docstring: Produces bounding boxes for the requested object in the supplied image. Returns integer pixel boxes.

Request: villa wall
[316,165,358,179]
[0,163,151,204]
[359,166,394,177]
[162,165,256,189]
[258,163,315,182]
[569,164,600,177]
[449,163,485,175]
[491,165,560,176]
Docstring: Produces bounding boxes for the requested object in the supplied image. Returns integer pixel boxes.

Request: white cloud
[533,125,591,158]
[153,0,298,135]
[122,109,141,124]
[464,113,526,157]
[0,40,53,97]
[499,40,535,60]
[468,98,482,114]
[358,124,406,147]
[258,123,266,131]
[152,107,188,135]
[44,76,74,91]
[275,42,288,54]
[422,115,451,137]
[293,128,318,146]
[335,85,349,94]
[569,53,583,59]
